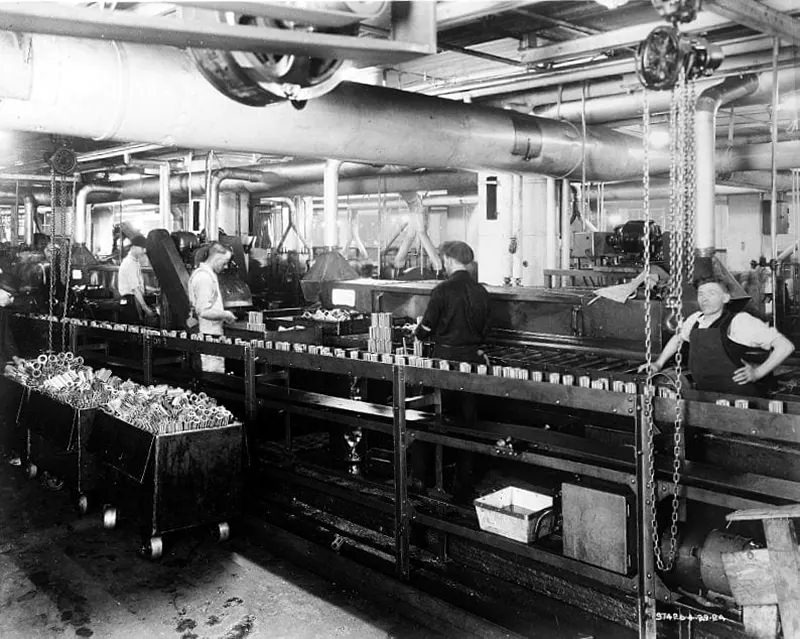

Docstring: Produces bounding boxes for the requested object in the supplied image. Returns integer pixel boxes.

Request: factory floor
[0,456,458,639]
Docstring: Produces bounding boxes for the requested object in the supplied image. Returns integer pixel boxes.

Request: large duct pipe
[0,33,672,181]
[696,75,760,256]
[75,184,123,245]
[323,160,341,250]
[23,191,36,246]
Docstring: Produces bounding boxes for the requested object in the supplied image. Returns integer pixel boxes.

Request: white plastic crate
[473,486,554,544]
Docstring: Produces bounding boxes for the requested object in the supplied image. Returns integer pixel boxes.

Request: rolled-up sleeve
[730,313,781,349]
[190,273,216,315]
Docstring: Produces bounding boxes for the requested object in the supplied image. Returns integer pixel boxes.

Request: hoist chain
[643,73,688,573]
[47,169,57,352]
[60,178,76,352]
[683,78,697,285]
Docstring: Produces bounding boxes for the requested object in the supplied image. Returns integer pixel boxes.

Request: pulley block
[46,145,77,175]
[190,12,350,107]
[636,26,723,90]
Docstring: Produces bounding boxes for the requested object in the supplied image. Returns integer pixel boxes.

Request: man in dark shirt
[414,241,489,363]
[412,241,489,500]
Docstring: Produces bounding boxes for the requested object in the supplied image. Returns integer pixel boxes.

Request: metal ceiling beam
[0,2,435,64]
[519,11,729,66]
[435,1,548,30]
[704,0,800,46]
[511,8,601,36]
[437,42,526,67]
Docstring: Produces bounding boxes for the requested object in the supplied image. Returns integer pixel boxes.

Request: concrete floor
[0,458,445,639]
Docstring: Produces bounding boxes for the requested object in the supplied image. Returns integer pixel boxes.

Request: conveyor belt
[483,343,641,377]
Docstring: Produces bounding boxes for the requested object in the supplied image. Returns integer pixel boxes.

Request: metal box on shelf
[572,231,616,258]
[474,486,554,544]
[562,482,632,574]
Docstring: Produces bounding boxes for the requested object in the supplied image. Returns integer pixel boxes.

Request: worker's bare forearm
[754,335,795,380]
[654,334,683,370]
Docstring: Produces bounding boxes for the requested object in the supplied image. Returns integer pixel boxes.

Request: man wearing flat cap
[117,235,156,325]
[413,241,489,499]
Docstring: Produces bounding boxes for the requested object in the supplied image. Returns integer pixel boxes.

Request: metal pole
[769,37,780,327]
[392,364,410,580]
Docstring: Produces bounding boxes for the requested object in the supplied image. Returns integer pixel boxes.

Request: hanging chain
[685,78,697,284]
[60,178,76,352]
[47,168,57,352]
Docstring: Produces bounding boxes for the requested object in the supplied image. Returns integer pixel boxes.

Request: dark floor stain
[60,610,73,622]
[206,615,220,626]
[176,618,197,632]
[16,588,37,602]
[221,615,256,639]
[223,596,243,608]
[181,634,198,639]
[75,628,93,637]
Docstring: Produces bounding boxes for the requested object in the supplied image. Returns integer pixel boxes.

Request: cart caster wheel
[77,494,88,515]
[144,536,163,560]
[26,463,37,479]
[102,507,117,530]
[216,522,230,543]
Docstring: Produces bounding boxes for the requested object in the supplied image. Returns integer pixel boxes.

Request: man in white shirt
[188,242,236,373]
[639,277,794,396]
[117,236,155,325]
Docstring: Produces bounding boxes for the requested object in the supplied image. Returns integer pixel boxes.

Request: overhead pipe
[533,66,799,124]
[323,160,341,250]
[208,168,268,241]
[393,192,441,271]
[125,157,173,230]
[0,33,673,181]
[75,184,123,246]
[23,191,36,246]
[695,74,760,257]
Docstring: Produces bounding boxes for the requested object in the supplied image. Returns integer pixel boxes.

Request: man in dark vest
[640,277,794,396]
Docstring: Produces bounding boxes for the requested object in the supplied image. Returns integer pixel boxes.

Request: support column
[545,178,558,285]
[476,172,513,286]
[323,159,341,251]
[511,174,523,285]
[521,175,548,287]
[561,180,572,287]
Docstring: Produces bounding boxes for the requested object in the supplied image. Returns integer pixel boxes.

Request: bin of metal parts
[22,390,99,514]
[4,353,111,515]
[87,389,243,559]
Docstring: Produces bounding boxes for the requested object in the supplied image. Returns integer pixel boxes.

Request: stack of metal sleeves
[4,353,235,431]
[4,352,121,409]
[102,386,235,434]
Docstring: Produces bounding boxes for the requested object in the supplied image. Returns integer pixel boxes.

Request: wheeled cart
[88,411,243,558]
[21,390,98,514]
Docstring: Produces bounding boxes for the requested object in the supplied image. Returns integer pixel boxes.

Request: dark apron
[688,314,765,397]
[119,294,141,325]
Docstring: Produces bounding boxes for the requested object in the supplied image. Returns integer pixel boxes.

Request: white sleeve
[729,313,780,349]
[678,311,701,341]
[117,259,136,295]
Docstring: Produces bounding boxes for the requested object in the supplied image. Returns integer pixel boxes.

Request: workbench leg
[283,370,292,452]
[432,388,444,492]
[635,400,658,639]
[142,336,153,385]
[244,345,257,423]
[392,365,410,580]
[763,518,800,638]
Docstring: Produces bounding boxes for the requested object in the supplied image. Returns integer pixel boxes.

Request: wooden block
[742,605,779,639]
[763,519,800,639]
[722,548,777,605]
[727,504,800,522]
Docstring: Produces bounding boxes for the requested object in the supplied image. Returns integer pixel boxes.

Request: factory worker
[638,277,794,397]
[117,236,155,325]
[412,241,489,500]
[414,240,490,364]
[188,242,236,373]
